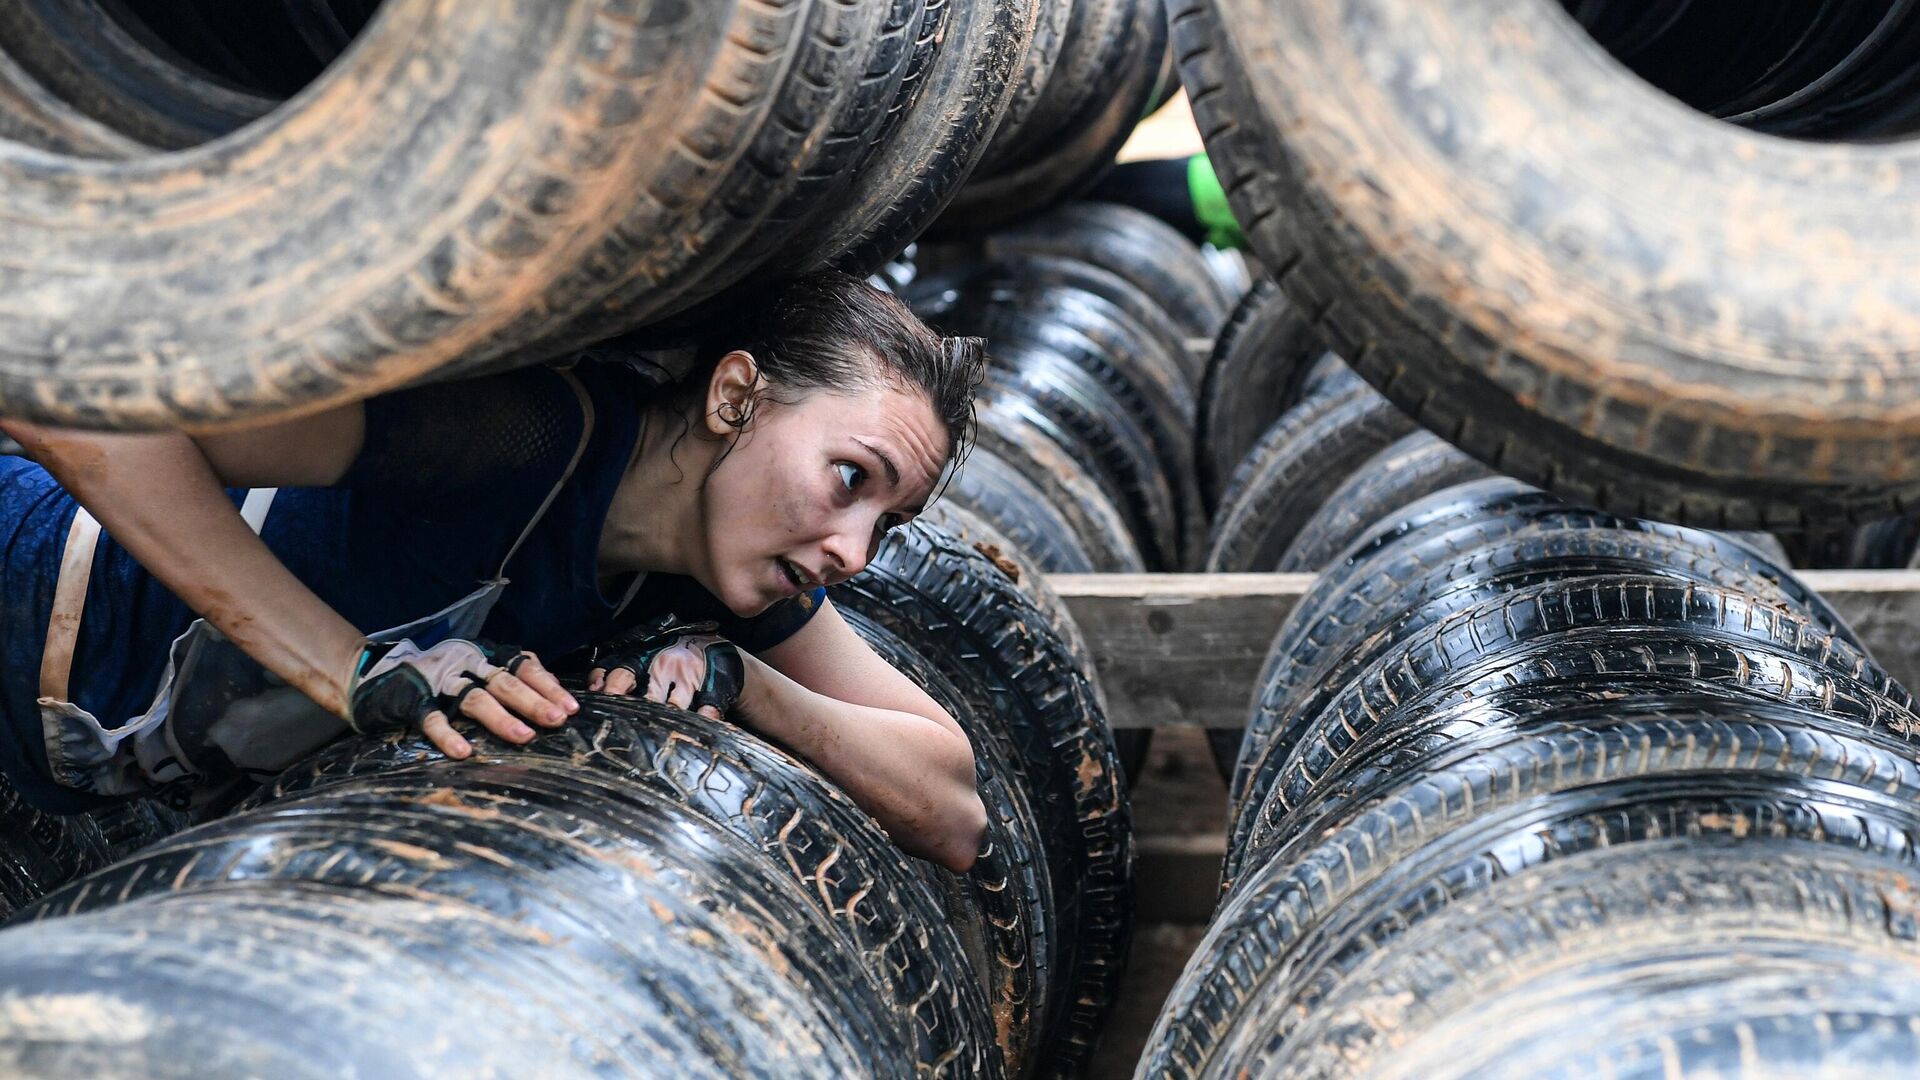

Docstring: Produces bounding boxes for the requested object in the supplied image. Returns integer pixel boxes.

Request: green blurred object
[1187,153,1244,250]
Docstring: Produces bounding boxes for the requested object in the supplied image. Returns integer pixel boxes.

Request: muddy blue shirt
[0,362,824,812]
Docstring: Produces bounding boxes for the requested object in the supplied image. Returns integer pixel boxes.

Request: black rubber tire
[1230,577,1910,885]
[831,521,1134,1076]
[1224,481,1868,810]
[965,0,1130,176]
[0,0,273,148]
[1249,520,1866,806]
[836,607,1055,1075]
[786,0,1035,273]
[912,251,1200,396]
[941,449,1103,574]
[1143,697,1920,1078]
[1196,279,1338,510]
[0,40,150,157]
[108,0,355,97]
[1204,376,1415,571]
[918,501,1100,689]
[983,200,1236,343]
[0,774,187,920]
[1172,0,1920,527]
[971,415,1146,574]
[1270,622,1916,853]
[1250,477,1862,728]
[914,502,1152,792]
[1205,476,1854,786]
[1278,430,1494,571]
[1777,514,1920,569]
[10,701,1004,1078]
[969,0,1074,180]
[531,0,931,352]
[1227,844,1920,1079]
[911,256,1201,565]
[1564,2,1920,138]
[982,349,1182,570]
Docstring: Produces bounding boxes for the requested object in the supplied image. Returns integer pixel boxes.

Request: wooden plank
[1136,835,1228,924]
[1050,574,1309,730]
[1051,571,1920,730]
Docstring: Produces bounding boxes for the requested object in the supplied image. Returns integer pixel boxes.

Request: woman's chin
[718,566,785,619]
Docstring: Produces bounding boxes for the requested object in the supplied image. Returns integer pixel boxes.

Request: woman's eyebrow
[854,439,899,487]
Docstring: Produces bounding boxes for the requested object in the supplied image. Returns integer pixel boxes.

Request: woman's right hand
[349,639,579,759]
[588,615,745,721]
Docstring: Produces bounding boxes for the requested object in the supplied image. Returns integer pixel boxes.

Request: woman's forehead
[807,382,948,485]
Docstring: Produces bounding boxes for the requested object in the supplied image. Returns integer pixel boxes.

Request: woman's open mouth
[776,557,811,594]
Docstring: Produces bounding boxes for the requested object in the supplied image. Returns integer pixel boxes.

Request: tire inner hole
[1561,0,1920,139]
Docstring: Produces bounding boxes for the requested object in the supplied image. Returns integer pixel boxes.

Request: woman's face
[698,373,948,616]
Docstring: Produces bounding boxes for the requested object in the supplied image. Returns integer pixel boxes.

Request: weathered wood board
[1052,571,1920,730]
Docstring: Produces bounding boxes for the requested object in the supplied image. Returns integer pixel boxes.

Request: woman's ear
[704,350,759,436]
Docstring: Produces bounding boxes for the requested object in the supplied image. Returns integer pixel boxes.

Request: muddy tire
[0,1,273,148]
[0,2,827,428]
[836,608,1056,1075]
[1148,694,1920,1078]
[832,521,1134,1075]
[530,0,934,351]
[912,251,1199,397]
[0,0,984,430]
[1204,377,1415,571]
[0,774,187,920]
[1172,0,1920,526]
[1230,577,1909,886]
[1261,845,1920,1079]
[782,0,1036,273]
[913,501,1153,792]
[982,351,1182,570]
[942,449,1103,575]
[1211,477,1866,800]
[5,700,1004,1078]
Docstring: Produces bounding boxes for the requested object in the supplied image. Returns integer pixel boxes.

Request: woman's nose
[821,529,868,582]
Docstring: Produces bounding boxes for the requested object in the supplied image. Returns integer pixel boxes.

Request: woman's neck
[597,406,715,580]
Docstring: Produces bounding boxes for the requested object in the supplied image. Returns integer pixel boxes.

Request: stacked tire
[0,771,186,921]
[0,0,1045,429]
[0,520,1133,1079]
[910,201,1229,572]
[933,0,1171,233]
[1173,0,1920,528]
[1139,477,1920,1078]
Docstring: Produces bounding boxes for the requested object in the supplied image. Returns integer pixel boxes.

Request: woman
[0,272,989,872]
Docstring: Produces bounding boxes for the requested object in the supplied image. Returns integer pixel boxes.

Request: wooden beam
[1051,571,1920,730]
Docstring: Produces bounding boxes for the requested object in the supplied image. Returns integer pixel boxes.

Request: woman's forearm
[735,653,988,872]
[5,422,367,716]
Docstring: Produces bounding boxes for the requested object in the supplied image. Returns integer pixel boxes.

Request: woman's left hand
[589,615,745,720]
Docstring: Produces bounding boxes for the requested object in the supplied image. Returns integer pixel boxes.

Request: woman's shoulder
[345,364,612,500]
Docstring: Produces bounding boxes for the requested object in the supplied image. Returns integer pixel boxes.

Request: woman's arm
[0,413,574,756]
[747,602,989,873]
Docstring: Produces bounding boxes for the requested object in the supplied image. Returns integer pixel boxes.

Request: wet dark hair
[678,270,985,482]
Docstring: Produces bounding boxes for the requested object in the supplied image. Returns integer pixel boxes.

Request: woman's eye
[836,463,863,491]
